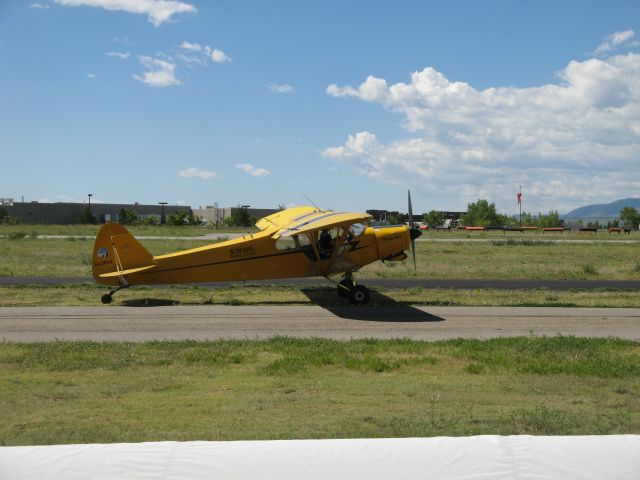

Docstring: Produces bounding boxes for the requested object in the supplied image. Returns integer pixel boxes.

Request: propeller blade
[407,190,414,229]
[411,238,417,273]
[407,189,419,273]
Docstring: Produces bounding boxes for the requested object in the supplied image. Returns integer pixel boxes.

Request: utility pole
[159,202,168,224]
[88,193,92,213]
[518,185,522,227]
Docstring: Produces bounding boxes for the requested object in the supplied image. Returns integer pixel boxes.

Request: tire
[101,294,112,305]
[349,285,370,305]
[337,279,355,298]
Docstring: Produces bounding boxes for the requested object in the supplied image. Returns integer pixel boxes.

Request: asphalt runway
[1,305,638,342]
[2,276,640,290]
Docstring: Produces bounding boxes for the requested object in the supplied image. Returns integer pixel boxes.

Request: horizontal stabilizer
[99,264,157,278]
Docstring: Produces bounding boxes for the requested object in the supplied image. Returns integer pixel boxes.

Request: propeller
[407,190,421,273]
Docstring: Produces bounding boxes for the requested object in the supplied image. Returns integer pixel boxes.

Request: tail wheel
[349,285,370,305]
[337,279,355,298]
[101,294,113,304]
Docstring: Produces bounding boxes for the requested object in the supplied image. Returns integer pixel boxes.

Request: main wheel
[349,285,370,305]
[337,279,355,298]
[101,294,112,305]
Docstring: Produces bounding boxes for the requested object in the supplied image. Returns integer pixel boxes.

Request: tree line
[418,200,640,230]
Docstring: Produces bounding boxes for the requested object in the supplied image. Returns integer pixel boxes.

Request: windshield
[349,223,365,237]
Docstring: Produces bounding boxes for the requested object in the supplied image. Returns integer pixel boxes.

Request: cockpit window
[349,223,365,237]
[276,233,311,251]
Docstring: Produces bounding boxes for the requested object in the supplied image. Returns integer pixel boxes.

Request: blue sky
[1,0,639,214]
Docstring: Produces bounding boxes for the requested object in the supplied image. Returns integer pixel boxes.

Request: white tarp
[1,435,639,480]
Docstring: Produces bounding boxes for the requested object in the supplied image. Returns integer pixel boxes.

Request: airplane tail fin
[92,223,155,284]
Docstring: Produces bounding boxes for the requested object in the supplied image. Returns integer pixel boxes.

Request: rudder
[92,223,154,284]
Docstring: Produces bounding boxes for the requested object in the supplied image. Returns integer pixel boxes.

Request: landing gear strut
[335,274,370,305]
[100,284,129,304]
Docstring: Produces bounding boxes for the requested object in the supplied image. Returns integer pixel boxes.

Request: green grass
[421,229,639,241]
[0,224,256,237]
[1,284,640,308]
[1,236,639,279]
[361,240,640,280]
[1,337,638,445]
[0,238,212,277]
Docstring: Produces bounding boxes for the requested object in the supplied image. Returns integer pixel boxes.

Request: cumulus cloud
[86,73,96,79]
[133,56,180,87]
[211,48,231,63]
[54,0,196,27]
[267,83,294,94]
[179,42,231,64]
[30,3,50,8]
[180,41,202,52]
[179,167,218,179]
[593,29,635,56]
[236,164,270,177]
[324,51,640,212]
[106,51,130,59]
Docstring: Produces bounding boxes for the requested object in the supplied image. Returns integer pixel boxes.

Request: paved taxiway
[1,306,638,342]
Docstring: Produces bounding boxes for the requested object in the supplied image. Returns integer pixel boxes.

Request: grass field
[1,236,639,280]
[0,224,255,237]
[2,284,640,308]
[1,337,638,445]
[1,223,637,240]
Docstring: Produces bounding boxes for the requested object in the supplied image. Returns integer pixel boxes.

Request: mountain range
[563,198,640,219]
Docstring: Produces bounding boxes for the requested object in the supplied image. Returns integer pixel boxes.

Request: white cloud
[593,29,635,56]
[54,0,196,27]
[210,48,231,63]
[323,131,377,158]
[133,55,180,87]
[86,73,96,79]
[179,42,231,64]
[179,167,218,179]
[236,164,270,177]
[106,51,130,59]
[324,51,640,212]
[30,3,50,9]
[180,41,203,52]
[268,83,294,94]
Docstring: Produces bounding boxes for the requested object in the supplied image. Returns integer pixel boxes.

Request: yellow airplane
[92,192,422,305]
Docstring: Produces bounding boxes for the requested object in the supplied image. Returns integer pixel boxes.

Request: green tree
[385,213,405,225]
[78,206,96,224]
[620,207,640,230]
[141,215,159,225]
[0,207,7,223]
[536,211,562,228]
[461,199,507,226]
[422,210,445,227]
[187,213,205,226]
[118,208,138,225]
[225,207,256,227]
[167,211,189,226]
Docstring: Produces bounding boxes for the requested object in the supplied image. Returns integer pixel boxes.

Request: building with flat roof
[3,201,192,224]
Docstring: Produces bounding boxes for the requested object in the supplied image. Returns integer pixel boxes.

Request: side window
[276,233,312,251]
[318,227,343,259]
[275,237,296,250]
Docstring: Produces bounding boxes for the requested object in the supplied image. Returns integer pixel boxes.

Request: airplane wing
[273,210,372,238]
[255,206,320,230]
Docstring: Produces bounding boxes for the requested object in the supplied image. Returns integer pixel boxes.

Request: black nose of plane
[409,227,422,241]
